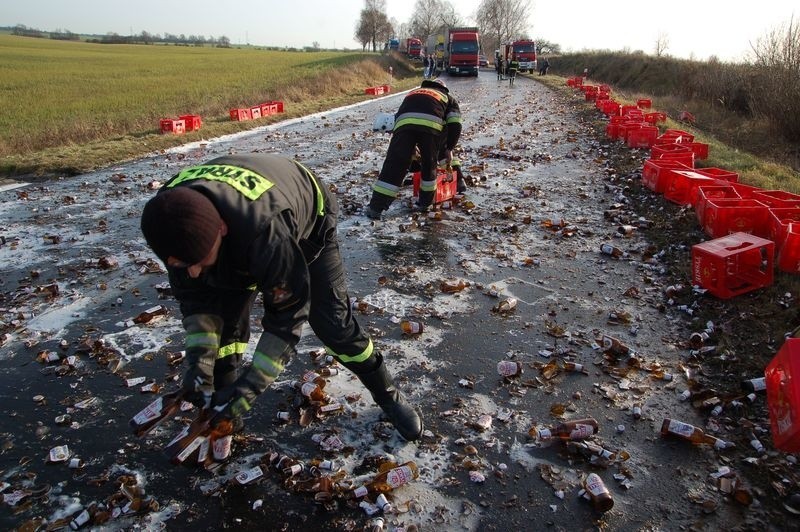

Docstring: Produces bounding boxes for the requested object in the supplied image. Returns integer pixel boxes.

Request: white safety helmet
[372,112,395,132]
[422,78,448,93]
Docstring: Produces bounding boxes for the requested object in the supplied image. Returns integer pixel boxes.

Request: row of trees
[8,24,231,47]
[354,0,561,56]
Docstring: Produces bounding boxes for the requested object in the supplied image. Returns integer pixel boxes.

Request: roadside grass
[532,72,800,193]
[0,35,419,178]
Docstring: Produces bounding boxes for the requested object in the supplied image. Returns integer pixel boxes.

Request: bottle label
[302,370,321,383]
[353,485,368,498]
[133,397,164,425]
[536,427,552,440]
[197,438,210,463]
[212,435,232,460]
[319,402,343,413]
[748,377,766,392]
[300,382,318,397]
[569,424,595,440]
[175,435,206,463]
[585,473,609,496]
[70,509,90,529]
[386,465,414,488]
[497,360,521,377]
[166,425,190,447]
[667,419,694,437]
[125,376,147,387]
[235,466,264,485]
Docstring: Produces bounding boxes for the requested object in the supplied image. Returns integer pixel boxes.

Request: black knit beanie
[140,187,223,264]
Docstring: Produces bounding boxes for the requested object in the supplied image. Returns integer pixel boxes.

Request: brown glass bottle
[129,391,184,437]
[531,417,599,441]
[583,473,614,512]
[354,461,419,495]
[660,418,734,449]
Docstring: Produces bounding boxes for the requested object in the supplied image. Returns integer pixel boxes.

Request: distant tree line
[6,24,231,47]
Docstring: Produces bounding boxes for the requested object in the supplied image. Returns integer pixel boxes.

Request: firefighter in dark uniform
[140,153,423,441]
[365,78,462,219]
[508,54,520,86]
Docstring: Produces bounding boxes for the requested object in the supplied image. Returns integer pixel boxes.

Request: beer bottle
[440,279,467,293]
[599,243,623,258]
[163,411,216,464]
[125,305,168,327]
[741,376,766,393]
[292,380,330,403]
[356,461,419,495]
[597,334,635,357]
[660,418,734,449]
[531,417,599,441]
[400,320,424,335]
[583,473,614,512]
[497,360,523,378]
[129,391,185,437]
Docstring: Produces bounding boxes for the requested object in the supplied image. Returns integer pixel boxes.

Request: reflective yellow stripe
[394,117,444,131]
[329,339,373,363]
[295,161,326,216]
[252,351,285,378]
[218,342,248,358]
[372,182,399,199]
[185,331,219,348]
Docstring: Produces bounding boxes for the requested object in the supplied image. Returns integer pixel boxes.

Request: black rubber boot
[356,354,423,441]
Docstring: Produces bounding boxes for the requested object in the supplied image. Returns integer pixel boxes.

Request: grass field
[0,35,414,177]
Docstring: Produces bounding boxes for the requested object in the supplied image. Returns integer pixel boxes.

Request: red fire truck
[502,39,537,73]
[404,38,424,60]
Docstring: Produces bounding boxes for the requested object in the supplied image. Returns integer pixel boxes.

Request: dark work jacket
[393,83,463,151]
[162,153,332,357]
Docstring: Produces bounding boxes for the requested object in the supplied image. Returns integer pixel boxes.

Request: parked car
[478,54,489,68]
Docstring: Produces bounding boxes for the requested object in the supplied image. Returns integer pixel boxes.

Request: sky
[1,0,797,61]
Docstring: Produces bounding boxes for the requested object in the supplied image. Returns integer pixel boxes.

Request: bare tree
[476,0,531,55]
[750,16,800,142]
[654,31,669,57]
[354,0,394,52]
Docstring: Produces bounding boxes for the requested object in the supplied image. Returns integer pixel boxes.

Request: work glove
[181,313,223,409]
[210,383,256,429]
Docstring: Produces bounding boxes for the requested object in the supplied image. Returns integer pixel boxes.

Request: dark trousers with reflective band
[369,128,440,211]
[215,216,375,377]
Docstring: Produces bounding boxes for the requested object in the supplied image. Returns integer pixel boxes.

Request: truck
[404,37,424,60]
[444,27,480,77]
[387,38,400,52]
[502,39,537,73]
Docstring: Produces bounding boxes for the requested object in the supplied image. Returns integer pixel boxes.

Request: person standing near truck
[508,53,520,86]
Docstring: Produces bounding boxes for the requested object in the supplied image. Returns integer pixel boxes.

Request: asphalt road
[0,70,761,531]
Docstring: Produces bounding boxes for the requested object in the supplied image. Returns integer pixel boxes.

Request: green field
[0,35,406,176]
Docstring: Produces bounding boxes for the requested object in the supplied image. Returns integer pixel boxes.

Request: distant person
[539,58,550,76]
[508,54,520,86]
[424,55,432,78]
[365,78,462,219]
[496,54,504,81]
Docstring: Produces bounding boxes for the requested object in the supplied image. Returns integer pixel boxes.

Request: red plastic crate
[661,129,695,143]
[267,100,284,113]
[644,112,667,124]
[777,222,800,273]
[159,118,185,135]
[601,100,621,116]
[693,185,741,225]
[688,142,709,160]
[620,105,639,116]
[752,190,800,208]
[619,121,644,142]
[636,98,652,109]
[627,126,659,149]
[727,181,763,199]
[381,85,391,94]
[692,232,774,299]
[768,207,800,245]
[702,198,770,238]
[641,159,691,194]
[250,106,262,120]
[766,338,800,451]
[663,170,716,205]
[693,167,739,184]
[651,143,692,159]
[179,115,202,132]
[229,108,252,121]
[412,168,458,205]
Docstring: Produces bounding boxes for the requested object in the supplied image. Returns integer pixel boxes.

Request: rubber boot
[356,354,423,441]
